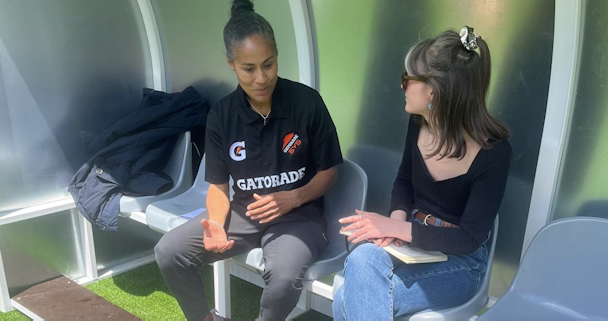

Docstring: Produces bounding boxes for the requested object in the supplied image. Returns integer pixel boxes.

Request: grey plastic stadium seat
[119,131,193,219]
[332,216,499,321]
[478,216,608,321]
[144,155,228,234]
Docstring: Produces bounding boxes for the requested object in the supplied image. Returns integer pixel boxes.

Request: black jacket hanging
[68,87,208,231]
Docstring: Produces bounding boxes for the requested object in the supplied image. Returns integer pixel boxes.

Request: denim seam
[341,258,349,320]
[475,246,488,291]
[472,259,481,270]
[475,270,483,292]
[472,245,488,272]
[389,276,395,317]
[341,285,347,321]
[393,265,470,285]
[388,268,394,318]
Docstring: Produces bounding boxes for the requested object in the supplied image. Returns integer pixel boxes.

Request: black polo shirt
[204,77,343,222]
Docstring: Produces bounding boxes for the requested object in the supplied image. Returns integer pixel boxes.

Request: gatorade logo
[229,141,246,161]
[235,167,306,191]
[282,132,302,155]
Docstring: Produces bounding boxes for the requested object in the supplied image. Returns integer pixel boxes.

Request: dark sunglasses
[401,71,425,91]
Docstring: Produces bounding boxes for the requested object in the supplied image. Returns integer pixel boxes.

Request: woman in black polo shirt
[333,27,512,319]
[154,1,342,320]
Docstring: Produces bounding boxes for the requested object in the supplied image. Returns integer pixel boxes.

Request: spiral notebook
[340,229,448,264]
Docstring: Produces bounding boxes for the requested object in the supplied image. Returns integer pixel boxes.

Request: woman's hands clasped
[339,209,405,247]
[246,191,300,224]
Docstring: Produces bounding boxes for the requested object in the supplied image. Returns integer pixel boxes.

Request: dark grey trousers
[154,209,328,321]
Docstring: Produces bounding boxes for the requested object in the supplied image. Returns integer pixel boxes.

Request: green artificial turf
[0,310,28,321]
[0,263,332,320]
[86,263,331,320]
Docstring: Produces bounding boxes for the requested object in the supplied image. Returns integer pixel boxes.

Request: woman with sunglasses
[333,27,512,319]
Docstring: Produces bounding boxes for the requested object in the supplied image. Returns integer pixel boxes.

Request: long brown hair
[405,29,510,159]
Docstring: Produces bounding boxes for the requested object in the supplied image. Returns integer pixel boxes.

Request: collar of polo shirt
[236,77,291,125]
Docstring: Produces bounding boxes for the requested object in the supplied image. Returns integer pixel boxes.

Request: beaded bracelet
[208,219,225,230]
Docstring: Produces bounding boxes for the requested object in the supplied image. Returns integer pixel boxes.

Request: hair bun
[231,0,254,16]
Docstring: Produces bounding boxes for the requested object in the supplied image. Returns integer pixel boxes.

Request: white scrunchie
[460,26,479,51]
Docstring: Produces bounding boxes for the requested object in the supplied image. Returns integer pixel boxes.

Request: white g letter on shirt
[229,141,246,161]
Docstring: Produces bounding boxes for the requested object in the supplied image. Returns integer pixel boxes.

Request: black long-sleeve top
[390,117,512,255]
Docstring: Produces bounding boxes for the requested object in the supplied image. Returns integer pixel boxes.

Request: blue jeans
[332,221,488,320]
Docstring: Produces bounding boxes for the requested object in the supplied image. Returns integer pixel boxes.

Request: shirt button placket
[262,126,271,164]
